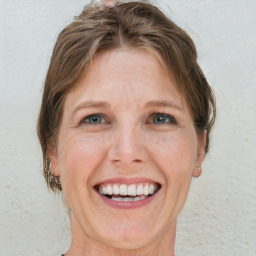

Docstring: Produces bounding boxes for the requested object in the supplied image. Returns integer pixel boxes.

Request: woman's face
[50,48,205,249]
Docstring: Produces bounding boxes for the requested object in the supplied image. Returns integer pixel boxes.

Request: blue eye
[152,113,176,124]
[85,114,104,124]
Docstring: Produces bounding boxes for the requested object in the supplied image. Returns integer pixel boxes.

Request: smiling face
[49,47,205,252]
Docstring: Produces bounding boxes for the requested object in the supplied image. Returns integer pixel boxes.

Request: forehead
[65,47,184,108]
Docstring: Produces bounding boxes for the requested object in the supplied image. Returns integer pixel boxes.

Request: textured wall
[0,1,255,255]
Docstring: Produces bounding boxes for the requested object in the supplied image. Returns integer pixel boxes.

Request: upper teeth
[98,183,158,196]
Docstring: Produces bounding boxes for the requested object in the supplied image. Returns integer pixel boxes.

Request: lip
[94,178,161,209]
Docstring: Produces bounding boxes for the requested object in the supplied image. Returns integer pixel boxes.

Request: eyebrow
[72,100,110,114]
[72,99,183,115]
[144,100,183,111]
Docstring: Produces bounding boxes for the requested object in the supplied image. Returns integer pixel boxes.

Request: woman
[37,0,216,255]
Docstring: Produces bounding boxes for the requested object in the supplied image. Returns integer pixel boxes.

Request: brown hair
[37,0,216,192]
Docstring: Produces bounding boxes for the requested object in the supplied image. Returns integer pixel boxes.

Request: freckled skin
[49,47,206,256]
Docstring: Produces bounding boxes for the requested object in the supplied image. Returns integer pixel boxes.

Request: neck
[65,214,176,256]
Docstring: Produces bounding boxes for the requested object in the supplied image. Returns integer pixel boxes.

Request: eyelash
[147,112,177,125]
[79,113,107,125]
[79,112,177,126]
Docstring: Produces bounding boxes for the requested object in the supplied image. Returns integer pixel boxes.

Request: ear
[192,131,207,178]
[47,143,60,176]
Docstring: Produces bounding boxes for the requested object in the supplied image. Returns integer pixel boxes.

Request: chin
[98,221,155,250]
[103,235,151,251]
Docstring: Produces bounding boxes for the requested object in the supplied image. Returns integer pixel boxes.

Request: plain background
[1,0,256,255]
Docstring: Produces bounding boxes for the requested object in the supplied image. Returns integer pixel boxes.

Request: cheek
[57,133,110,185]
[143,130,198,220]
[149,130,198,209]
[146,130,198,177]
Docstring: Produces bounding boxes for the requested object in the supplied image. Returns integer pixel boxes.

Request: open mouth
[95,182,161,202]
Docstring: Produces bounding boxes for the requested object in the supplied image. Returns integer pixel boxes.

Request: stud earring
[196,163,202,171]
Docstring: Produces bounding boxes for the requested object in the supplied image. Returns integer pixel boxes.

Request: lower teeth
[111,195,147,201]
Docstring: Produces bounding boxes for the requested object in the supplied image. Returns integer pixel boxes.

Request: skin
[49,47,206,256]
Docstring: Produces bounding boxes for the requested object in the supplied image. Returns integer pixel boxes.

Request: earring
[195,163,202,172]
[45,157,62,191]
[193,163,202,178]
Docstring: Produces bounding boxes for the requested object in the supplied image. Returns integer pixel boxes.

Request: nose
[107,125,148,166]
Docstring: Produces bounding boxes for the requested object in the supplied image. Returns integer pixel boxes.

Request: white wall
[1,1,255,255]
